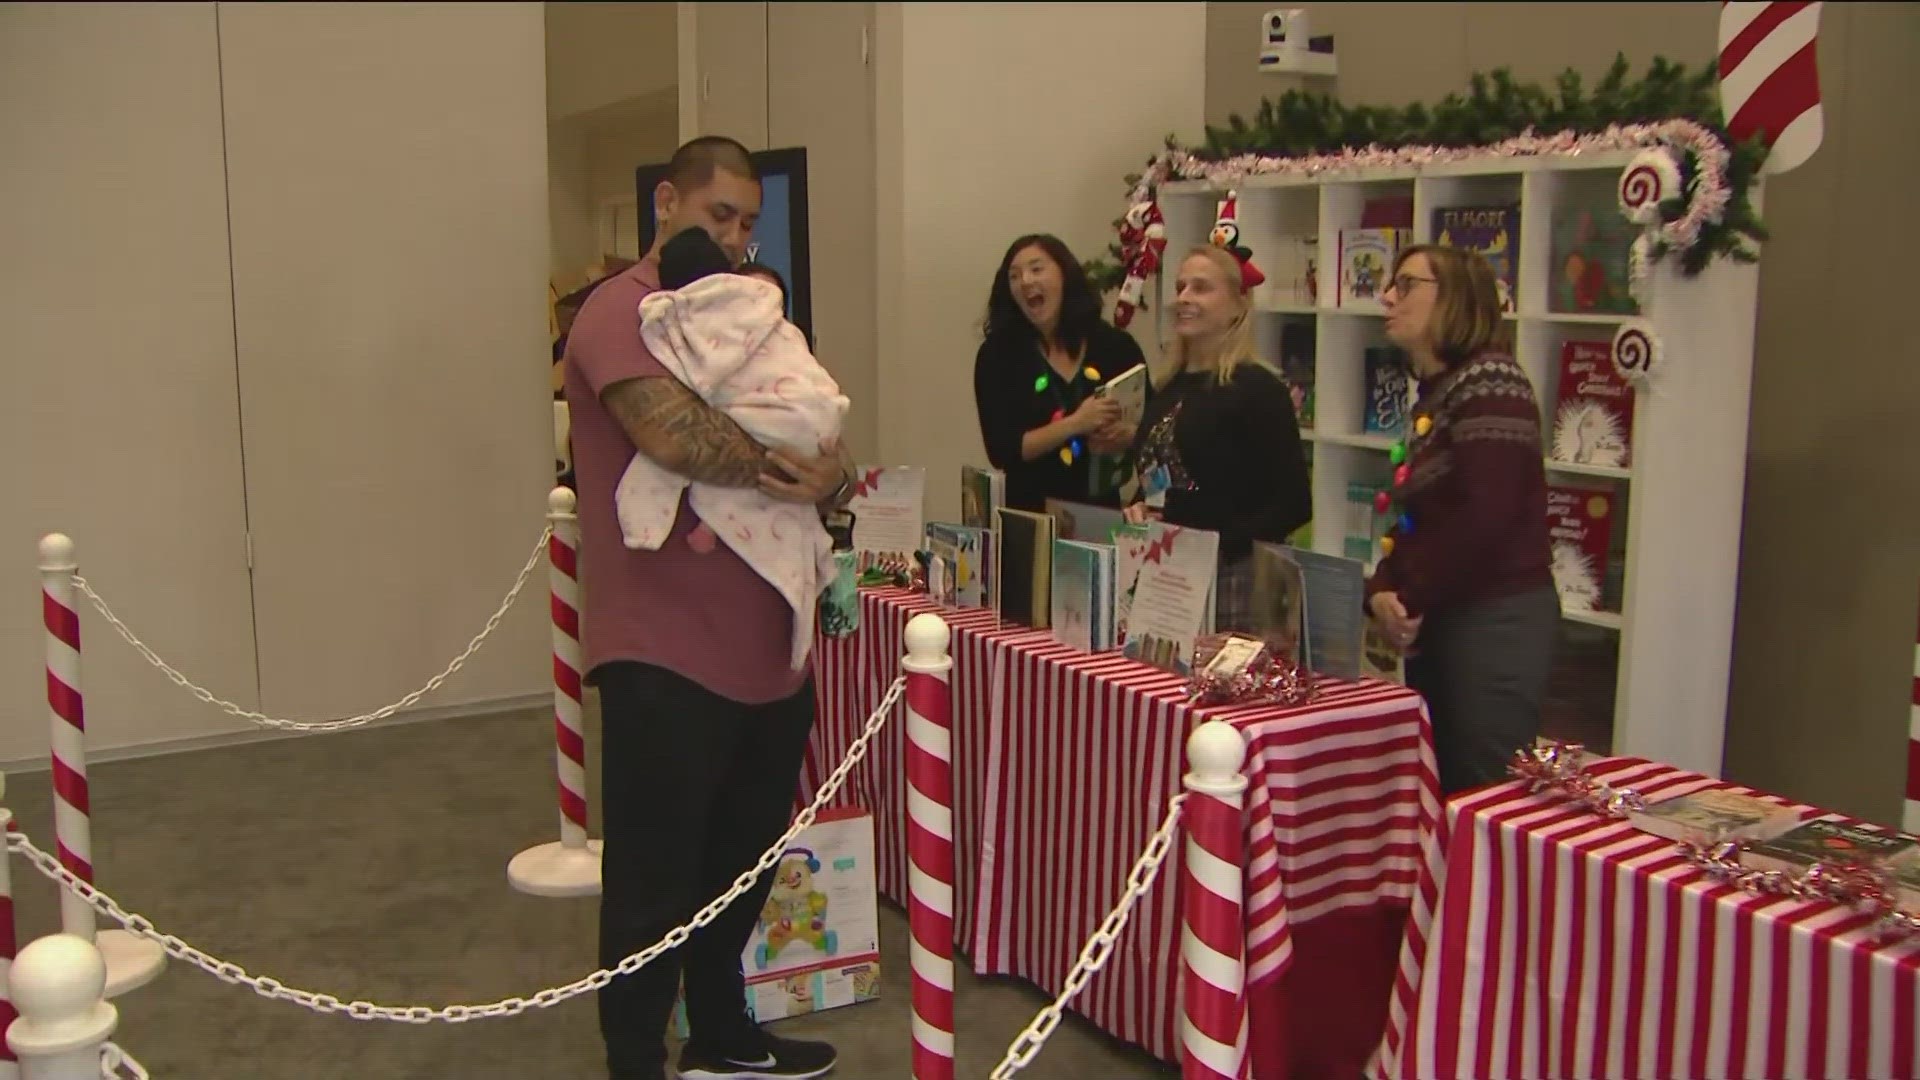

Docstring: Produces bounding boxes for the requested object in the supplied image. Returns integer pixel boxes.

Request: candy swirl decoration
[1617,146,1683,225]
[1610,320,1662,384]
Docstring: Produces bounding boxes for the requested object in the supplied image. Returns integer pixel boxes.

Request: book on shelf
[1120,523,1219,675]
[1337,227,1408,307]
[1259,234,1318,308]
[1432,204,1519,312]
[847,466,926,572]
[1050,538,1116,652]
[1738,818,1917,877]
[1277,318,1315,428]
[993,507,1055,629]
[1551,340,1634,469]
[923,522,987,609]
[1044,498,1127,547]
[1625,787,1802,847]
[1361,195,1414,229]
[1550,189,1640,316]
[1546,484,1615,614]
[1363,346,1412,436]
[1344,480,1389,564]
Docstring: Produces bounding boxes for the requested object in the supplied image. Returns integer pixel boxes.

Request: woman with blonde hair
[1366,243,1557,794]
[1123,244,1311,631]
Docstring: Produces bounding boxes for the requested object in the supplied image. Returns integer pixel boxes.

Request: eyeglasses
[1384,274,1437,298]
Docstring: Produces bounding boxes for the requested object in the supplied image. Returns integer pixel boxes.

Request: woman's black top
[972,321,1148,512]
[1129,363,1311,562]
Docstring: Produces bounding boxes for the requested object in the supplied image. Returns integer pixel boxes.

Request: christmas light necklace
[1033,364,1102,466]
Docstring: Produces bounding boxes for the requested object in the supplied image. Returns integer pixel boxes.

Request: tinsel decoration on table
[1682,838,1920,943]
[1506,741,1647,818]
[1184,634,1317,708]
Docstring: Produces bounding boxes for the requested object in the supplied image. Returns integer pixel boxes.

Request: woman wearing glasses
[1366,244,1558,795]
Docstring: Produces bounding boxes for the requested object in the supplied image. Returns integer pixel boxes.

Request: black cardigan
[1131,363,1312,561]
[972,321,1148,512]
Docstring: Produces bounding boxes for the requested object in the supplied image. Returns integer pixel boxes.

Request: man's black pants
[594,661,816,1074]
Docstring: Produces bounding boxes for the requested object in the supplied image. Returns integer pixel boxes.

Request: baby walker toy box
[674,807,881,1034]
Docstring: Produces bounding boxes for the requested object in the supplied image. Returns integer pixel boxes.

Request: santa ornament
[1111,198,1168,328]
[1208,191,1266,291]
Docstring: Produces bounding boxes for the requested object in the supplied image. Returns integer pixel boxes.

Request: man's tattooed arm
[601,376,767,486]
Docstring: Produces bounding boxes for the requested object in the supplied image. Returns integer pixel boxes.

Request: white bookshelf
[1149,153,1760,775]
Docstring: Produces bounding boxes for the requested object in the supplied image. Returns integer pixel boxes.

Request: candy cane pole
[507,488,603,897]
[38,536,163,1000]
[1180,720,1249,1080]
[902,613,955,1080]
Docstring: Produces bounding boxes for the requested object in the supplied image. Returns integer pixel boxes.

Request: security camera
[1260,9,1308,64]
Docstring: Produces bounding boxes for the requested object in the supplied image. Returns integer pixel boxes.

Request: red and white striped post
[37,536,163,1001]
[507,488,603,897]
[902,613,955,1080]
[1179,720,1249,1080]
[0,791,19,1080]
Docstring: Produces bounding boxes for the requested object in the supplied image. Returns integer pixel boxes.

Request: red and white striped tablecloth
[972,631,1435,1063]
[802,589,1055,958]
[1372,756,1920,1080]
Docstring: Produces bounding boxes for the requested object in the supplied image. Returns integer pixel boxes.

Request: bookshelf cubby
[1149,151,1760,775]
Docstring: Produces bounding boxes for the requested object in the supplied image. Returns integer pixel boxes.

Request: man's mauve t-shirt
[562,257,806,705]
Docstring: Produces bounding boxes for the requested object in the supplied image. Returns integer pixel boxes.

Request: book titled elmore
[1738,818,1917,877]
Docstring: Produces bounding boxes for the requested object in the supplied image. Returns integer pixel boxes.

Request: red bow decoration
[1141,525,1181,565]
[849,467,886,499]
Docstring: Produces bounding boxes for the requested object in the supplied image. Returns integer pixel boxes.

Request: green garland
[1085,54,1768,292]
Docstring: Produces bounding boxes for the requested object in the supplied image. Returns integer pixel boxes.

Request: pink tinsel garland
[1683,838,1920,943]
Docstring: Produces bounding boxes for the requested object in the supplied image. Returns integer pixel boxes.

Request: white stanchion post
[508,489,603,897]
[1179,720,1249,1080]
[902,613,955,1080]
[5,935,116,1080]
[37,536,163,1000]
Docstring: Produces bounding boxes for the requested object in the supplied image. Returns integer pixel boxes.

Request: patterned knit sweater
[1364,350,1553,619]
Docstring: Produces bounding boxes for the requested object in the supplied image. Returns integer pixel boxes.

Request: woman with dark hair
[973,234,1147,512]
[1367,243,1558,794]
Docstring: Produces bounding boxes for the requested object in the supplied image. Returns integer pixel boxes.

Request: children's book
[1432,204,1519,312]
[1626,787,1801,846]
[994,507,1055,629]
[847,466,926,573]
[923,523,986,608]
[1551,340,1634,469]
[1050,539,1116,652]
[1546,485,1615,614]
[1119,523,1219,675]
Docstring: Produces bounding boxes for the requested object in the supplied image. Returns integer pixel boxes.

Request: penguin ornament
[1208,191,1267,291]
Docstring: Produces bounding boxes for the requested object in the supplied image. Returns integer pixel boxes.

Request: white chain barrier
[988,792,1189,1078]
[100,1043,148,1080]
[3,676,905,1024]
[68,527,553,733]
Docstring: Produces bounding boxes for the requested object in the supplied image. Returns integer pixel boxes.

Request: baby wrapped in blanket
[615,227,849,669]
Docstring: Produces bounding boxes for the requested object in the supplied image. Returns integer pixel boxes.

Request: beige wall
[877,2,1208,520]
[1207,2,1920,822]
[0,2,554,762]
[545,2,679,284]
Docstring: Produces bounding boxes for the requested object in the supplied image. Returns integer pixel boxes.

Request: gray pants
[1405,585,1560,795]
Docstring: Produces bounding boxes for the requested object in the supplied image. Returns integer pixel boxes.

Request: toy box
[672,808,880,1035]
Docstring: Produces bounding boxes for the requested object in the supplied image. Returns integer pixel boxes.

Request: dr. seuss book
[923,523,986,609]
[1738,818,1917,877]
[846,466,926,572]
[1546,484,1614,613]
[1338,227,1408,308]
[1551,340,1634,469]
[1626,786,1801,846]
[1550,190,1640,316]
[1362,345,1412,437]
[994,507,1055,629]
[672,808,880,1035]
[1431,204,1519,312]
[1050,538,1117,652]
[1120,523,1220,675]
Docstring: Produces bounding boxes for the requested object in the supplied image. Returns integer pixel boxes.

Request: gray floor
[1,695,1177,1079]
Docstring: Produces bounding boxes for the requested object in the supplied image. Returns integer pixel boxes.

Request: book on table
[1049,538,1116,652]
[1737,817,1917,876]
[1624,787,1802,847]
[994,507,1055,629]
